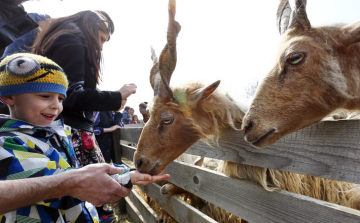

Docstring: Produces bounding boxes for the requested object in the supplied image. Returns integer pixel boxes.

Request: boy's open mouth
[41,113,56,120]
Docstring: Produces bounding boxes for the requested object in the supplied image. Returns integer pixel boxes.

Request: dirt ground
[105,201,134,223]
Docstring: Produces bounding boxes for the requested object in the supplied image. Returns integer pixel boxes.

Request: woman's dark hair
[31,10,114,84]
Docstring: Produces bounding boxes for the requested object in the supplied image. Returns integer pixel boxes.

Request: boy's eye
[40,95,49,98]
[58,97,64,102]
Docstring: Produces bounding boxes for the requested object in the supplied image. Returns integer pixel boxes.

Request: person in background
[129,107,135,119]
[93,110,123,163]
[130,114,139,124]
[122,106,131,124]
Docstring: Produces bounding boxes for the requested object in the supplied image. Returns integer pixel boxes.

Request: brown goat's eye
[287,53,304,65]
[162,117,174,125]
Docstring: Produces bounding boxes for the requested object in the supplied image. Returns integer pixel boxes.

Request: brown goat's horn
[152,0,181,98]
[277,0,292,35]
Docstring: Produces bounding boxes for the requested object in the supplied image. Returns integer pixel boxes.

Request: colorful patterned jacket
[0,115,99,223]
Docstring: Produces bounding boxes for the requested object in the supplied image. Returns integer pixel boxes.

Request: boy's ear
[1,95,15,106]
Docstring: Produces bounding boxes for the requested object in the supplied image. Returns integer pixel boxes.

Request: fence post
[112,128,127,213]
[112,128,122,164]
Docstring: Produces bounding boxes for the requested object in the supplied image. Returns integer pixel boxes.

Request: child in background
[130,114,139,124]
[0,53,170,222]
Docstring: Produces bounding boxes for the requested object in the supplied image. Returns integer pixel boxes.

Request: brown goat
[242,0,360,149]
[134,0,360,222]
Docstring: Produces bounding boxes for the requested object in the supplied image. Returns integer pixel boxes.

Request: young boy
[0,53,170,222]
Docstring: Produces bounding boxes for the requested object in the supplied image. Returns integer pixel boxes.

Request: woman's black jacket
[44,34,122,131]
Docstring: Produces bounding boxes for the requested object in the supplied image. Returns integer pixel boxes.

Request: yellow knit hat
[0,53,68,98]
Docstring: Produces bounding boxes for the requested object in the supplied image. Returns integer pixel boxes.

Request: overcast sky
[23,0,360,116]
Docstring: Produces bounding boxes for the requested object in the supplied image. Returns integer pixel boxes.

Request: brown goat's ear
[192,80,221,103]
[287,0,311,32]
[340,21,360,47]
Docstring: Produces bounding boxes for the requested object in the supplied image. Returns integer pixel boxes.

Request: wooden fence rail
[116,119,360,222]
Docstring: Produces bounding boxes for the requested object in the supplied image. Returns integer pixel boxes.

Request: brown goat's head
[134,87,218,175]
[133,0,222,175]
[242,0,360,149]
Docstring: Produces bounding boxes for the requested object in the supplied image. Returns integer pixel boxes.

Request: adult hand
[119,83,137,99]
[104,125,122,133]
[66,163,131,206]
[130,170,171,186]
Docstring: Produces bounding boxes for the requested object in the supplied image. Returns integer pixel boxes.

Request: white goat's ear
[340,21,360,47]
[287,0,311,32]
[191,80,220,103]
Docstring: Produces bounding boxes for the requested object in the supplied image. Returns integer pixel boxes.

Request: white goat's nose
[242,118,254,136]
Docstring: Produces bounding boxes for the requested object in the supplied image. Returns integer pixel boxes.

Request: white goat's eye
[6,56,41,77]
[287,53,304,65]
[162,117,174,125]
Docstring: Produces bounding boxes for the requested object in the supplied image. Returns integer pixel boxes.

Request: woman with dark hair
[31,10,137,222]
[32,10,136,165]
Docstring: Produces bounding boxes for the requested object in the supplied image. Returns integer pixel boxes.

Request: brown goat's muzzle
[133,152,165,175]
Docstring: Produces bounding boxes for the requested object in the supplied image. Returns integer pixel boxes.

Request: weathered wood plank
[112,129,122,164]
[187,119,360,184]
[137,183,217,223]
[125,197,144,223]
[121,144,136,163]
[124,123,144,128]
[119,120,360,184]
[164,161,360,223]
[128,189,160,223]
[119,127,142,143]
[122,145,360,223]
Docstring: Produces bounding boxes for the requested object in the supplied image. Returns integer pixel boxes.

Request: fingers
[135,174,171,185]
[150,174,171,182]
[107,165,125,175]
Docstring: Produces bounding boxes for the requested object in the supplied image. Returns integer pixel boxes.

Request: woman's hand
[119,84,137,99]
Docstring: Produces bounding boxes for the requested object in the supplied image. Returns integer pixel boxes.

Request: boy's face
[1,92,64,127]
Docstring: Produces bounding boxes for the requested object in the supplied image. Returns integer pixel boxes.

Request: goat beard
[1,0,29,6]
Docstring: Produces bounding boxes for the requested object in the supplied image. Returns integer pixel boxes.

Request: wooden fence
[113,119,360,222]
